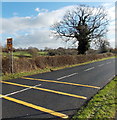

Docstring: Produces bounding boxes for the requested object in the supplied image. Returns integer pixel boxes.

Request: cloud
[13,12,18,16]
[14,29,65,49]
[102,3,115,47]
[1,5,75,49]
[1,4,115,49]
[2,5,75,34]
[35,8,40,12]
[35,7,48,13]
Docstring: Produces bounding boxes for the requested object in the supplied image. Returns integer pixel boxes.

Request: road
[1,58,116,119]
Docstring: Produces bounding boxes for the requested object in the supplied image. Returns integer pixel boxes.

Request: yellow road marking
[0,81,87,99]
[0,94,68,119]
[22,77,100,89]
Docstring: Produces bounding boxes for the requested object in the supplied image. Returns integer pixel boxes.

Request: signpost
[7,38,13,73]
[7,38,13,52]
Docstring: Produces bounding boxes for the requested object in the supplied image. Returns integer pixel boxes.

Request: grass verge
[72,76,117,119]
[2,56,115,80]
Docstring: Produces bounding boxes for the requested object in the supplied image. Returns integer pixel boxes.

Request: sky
[1,2,116,49]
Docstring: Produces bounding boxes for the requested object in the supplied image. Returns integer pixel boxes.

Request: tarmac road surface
[1,58,116,119]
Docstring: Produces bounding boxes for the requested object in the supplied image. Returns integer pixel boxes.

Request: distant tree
[44,47,51,51]
[51,5,109,54]
[47,48,78,56]
[47,50,56,56]
[28,47,39,57]
[98,39,110,53]
[114,48,117,54]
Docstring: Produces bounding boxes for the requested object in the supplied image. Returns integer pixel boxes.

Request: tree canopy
[51,5,109,54]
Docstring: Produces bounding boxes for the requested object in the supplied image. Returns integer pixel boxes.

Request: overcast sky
[1,2,115,49]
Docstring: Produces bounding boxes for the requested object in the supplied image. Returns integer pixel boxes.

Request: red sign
[7,38,13,51]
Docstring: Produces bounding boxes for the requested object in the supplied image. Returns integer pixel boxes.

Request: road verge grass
[72,76,117,119]
[2,56,115,80]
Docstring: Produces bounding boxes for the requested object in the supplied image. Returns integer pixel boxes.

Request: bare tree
[98,39,110,53]
[51,5,109,54]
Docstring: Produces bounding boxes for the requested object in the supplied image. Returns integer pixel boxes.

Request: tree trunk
[78,39,89,54]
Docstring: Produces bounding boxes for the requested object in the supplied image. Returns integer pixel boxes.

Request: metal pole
[8,51,13,73]
[7,38,13,73]
[10,50,13,73]
[10,47,13,73]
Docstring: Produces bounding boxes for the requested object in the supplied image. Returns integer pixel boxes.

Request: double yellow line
[22,77,100,89]
[1,79,87,119]
[1,76,100,118]
[0,81,87,99]
[0,94,68,119]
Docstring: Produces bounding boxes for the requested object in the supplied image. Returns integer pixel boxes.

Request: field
[2,51,48,58]
[72,76,116,119]
[38,51,48,56]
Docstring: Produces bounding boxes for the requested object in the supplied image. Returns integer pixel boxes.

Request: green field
[38,51,48,56]
[13,51,32,58]
[2,51,31,58]
[72,76,116,119]
[2,51,48,58]
[13,51,31,56]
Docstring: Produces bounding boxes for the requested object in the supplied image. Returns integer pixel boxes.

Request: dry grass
[2,53,114,74]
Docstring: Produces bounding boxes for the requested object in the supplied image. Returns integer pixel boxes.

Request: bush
[27,47,39,57]
[2,53,114,74]
[47,48,78,56]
